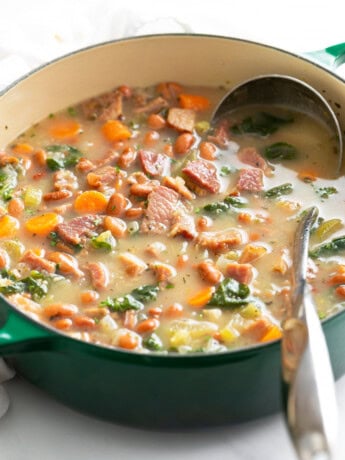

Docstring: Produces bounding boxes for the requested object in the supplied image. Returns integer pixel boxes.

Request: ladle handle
[304,42,345,69]
[282,287,338,460]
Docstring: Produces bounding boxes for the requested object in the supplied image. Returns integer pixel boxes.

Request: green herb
[0,165,18,202]
[91,231,116,251]
[314,186,338,200]
[131,284,159,303]
[46,144,83,170]
[231,112,293,136]
[67,107,77,117]
[100,294,144,312]
[0,270,49,300]
[49,231,60,247]
[265,183,293,198]
[207,277,250,308]
[264,142,297,160]
[166,283,175,289]
[309,235,345,258]
[202,195,247,215]
[220,166,236,176]
[143,333,163,351]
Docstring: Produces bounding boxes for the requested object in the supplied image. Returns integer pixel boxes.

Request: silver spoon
[212,74,343,175]
[282,206,338,460]
[211,77,341,459]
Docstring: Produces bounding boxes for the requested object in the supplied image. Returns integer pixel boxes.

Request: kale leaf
[207,277,250,308]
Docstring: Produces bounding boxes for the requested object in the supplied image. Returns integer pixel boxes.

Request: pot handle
[0,308,56,355]
[303,42,345,69]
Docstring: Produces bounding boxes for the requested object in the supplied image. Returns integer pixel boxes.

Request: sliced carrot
[101,120,131,142]
[74,190,108,214]
[179,93,210,111]
[12,143,34,155]
[118,332,139,350]
[49,120,81,139]
[25,212,62,237]
[188,286,215,308]
[0,215,19,238]
[260,325,282,342]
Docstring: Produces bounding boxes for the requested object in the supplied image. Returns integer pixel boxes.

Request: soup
[0,81,343,354]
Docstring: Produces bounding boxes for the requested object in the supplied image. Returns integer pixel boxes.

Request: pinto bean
[106,192,127,216]
[86,262,110,290]
[53,318,73,330]
[199,141,217,160]
[8,197,24,218]
[147,113,166,130]
[103,216,127,238]
[130,183,155,197]
[47,252,84,279]
[118,332,139,350]
[34,149,47,166]
[43,190,73,202]
[163,303,184,318]
[80,290,100,304]
[136,318,160,334]
[76,158,95,173]
[43,303,78,319]
[125,207,144,220]
[197,260,223,285]
[174,133,195,155]
[196,215,213,231]
[144,130,160,146]
[74,316,96,328]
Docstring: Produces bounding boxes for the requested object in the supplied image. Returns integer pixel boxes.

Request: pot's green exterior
[1,34,345,428]
[1,296,345,427]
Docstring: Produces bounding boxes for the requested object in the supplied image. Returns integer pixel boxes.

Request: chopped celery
[314,218,342,242]
[195,121,210,135]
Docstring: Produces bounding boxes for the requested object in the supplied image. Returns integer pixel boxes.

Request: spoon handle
[282,207,338,459]
[282,288,338,460]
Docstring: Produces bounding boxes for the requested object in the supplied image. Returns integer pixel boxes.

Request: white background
[0,1,345,459]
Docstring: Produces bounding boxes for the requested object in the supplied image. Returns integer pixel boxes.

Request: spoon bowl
[211,75,343,175]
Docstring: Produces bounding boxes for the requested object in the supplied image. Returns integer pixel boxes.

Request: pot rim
[0,32,343,363]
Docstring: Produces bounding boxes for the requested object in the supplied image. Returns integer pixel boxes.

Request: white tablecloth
[0,1,345,458]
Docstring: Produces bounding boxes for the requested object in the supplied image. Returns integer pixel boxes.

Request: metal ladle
[212,74,343,175]
[211,76,341,459]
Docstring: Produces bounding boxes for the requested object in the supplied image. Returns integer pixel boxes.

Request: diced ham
[167,108,195,132]
[81,89,123,120]
[237,147,273,176]
[169,205,197,240]
[207,120,229,149]
[182,160,220,194]
[134,96,169,114]
[21,250,56,273]
[76,158,96,173]
[118,252,148,276]
[56,215,103,246]
[162,176,195,200]
[138,150,170,177]
[99,91,123,121]
[141,186,179,234]
[225,262,254,284]
[87,166,122,188]
[197,229,245,253]
[95,150,119,168]
[237,168,264,192]
[86,262,109,290]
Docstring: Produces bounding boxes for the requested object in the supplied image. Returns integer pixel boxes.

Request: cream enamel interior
[0,35,345,149]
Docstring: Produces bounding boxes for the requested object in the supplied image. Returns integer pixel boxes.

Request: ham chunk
[21,250,56,274]
[47,252,84,279]
[56,215,103,246]
[99,91,123,121]
[197,229,245,253]
[86,262,109,290]
[81,89,123,120]
[141,186,179,234]
[237,168,264,192]
[237,147,273,176]
[54,170,78,191]
[167,108,195,132]
[225,263,254,284]
[207,120,229,149]
[150,261,177,282]
[139,150,170,177]
[182,160,220,194]
[87,166,121,188]
[134,96,168,114]
[169,205,197,240]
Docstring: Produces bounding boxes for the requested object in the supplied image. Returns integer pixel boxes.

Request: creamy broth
[0,82,344,354]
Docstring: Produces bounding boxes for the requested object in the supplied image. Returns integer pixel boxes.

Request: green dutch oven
[0,35,345,428]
